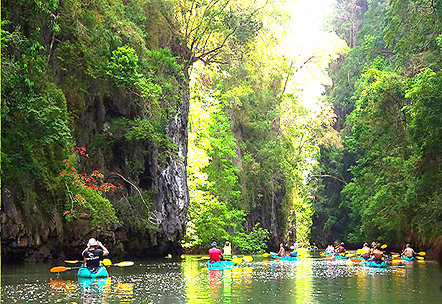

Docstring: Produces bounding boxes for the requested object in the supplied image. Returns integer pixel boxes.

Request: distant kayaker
[370,243,386,262]
[277,243,286,257]
[361,243,370,260]
[209,242,224,262]
[401,244,416,259]
[82,238,109,269]
[337,242,346,255]
[325,245,335,254]
[223,241,232,261]
[370,242,376,254]
[289,246,298,257]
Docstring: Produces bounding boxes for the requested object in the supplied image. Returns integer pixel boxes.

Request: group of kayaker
[274,242,298,257]
[208,241,234,262]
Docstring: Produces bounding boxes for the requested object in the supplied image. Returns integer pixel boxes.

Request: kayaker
[289,246,298,257]
[82,238,109,270]
[223,241,232,261]
[370,242,376,254]
[401,244,416,259]
[209,242,224,262]
[337,242,346,255]
[325,245,334,254]
[277,243,286,257]
[370,243,386,262]
[361,243,370,260]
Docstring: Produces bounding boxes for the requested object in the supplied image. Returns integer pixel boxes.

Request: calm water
[2,255,442,303]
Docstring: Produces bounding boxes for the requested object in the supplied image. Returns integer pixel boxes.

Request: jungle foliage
[312,0,442,248]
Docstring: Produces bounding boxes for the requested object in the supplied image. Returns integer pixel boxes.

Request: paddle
[263,253,270,258]
[351,258,364,263]
[50,266,81,273]
[415,256,424,260]
[390,252,398,255]
[232,257,243,263]
[381,244,387,249]
[242,256,253,262]
[197,256,210,260]
[65,260,82,264]
[326,254,334,259]
[102,259,134,267]
[417,251,426,256]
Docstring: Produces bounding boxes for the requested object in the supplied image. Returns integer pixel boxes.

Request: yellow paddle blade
[381,244,387,249]
[262,253,270,258]
[320,251,325,255]
[232,258,243,263]
[65,260,81,264]
[50,266,69,273]
[198,256,210,260]
[243,256,253,262]
[102,259,112,266]
[114,261,135,267]
[356,249,366,255]
[351,258,363,263]
[417,251,426,256]
[415,256,424,260]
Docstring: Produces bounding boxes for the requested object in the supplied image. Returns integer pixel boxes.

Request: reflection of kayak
[401,256,415,261]
[366,260,387,268]
[78,277,110,289]
[279,256,300,261]
[206,261,234,269]
[77,266,109,278]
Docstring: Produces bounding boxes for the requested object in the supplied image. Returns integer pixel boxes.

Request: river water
[2,254,442,303]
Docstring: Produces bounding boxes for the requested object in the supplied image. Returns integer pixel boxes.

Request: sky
[278,0,347,111]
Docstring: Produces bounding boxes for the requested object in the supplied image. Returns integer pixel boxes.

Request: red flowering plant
[59,147,120,227]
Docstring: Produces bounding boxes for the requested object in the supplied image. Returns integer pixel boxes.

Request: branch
[311,174,348,185]
[107,173,150,211]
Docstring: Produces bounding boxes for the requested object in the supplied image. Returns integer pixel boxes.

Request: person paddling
[209,242,224,262]
[336,242,346,255]
[361,243,371,260]
[223,241,232,261]
[277,243,286,257]
[289,246,298,257]
[82,238,109,271]
[370,243,386,263]
[401,244,417,259]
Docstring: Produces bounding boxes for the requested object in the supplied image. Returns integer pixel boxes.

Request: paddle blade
[415,256,424,260]
[232,258,243,263]
[390,252,398,255]
[243,256,253,262]
[198,256,210,260]
[326,254,334,259]
[114,261,135,267]
[65,260,81,264]
[381,244,387,249]
[417,251,426,256]
[356,249,366,255]
[393,256,402,260]
[392,254,400,258]
[102,259,112,266]
[351,258,363,263]
[262,253,270,258]
[50,266,68,273]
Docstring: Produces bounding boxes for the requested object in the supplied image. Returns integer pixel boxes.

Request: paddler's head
[211,242,217,248]
[88,238,98,248]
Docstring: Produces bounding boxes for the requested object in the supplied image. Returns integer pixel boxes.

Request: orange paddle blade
[393,256,402,260]
[352,258,363,263]
[50,266,68,273]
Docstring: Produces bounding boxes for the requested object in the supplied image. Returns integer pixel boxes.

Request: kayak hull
[77,266,109,278]
[334,254,349,260]
[279,256,300,261]
[206,261,234,269]
[401,256,415,261]
[366,260,387,268]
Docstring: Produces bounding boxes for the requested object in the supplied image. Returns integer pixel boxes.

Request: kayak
[77,266,109,278]
[366,260,387,268]
[401,256,415,261]
[279,256,300,261]
[206,261,234,269]
[334,254,349,260]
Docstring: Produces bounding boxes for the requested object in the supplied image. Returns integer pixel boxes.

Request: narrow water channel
[2,255,441,303]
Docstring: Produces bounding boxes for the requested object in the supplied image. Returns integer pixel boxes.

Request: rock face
[1,86,190,263]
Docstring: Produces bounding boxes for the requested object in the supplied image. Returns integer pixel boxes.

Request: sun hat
[88,238,98,246]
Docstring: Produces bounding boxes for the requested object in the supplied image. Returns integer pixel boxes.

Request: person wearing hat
[337,242,346,255]
[208,242,224,262]
[223,241,232,261]
[82,238,109,269]
[289,245,298,257]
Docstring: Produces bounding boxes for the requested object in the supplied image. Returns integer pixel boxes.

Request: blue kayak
[206,261,234,269]
[279,256,300,261]
[401,256,415,261]
[366,260,387,268]
[334,254,349,259]
[77,266,109,278]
